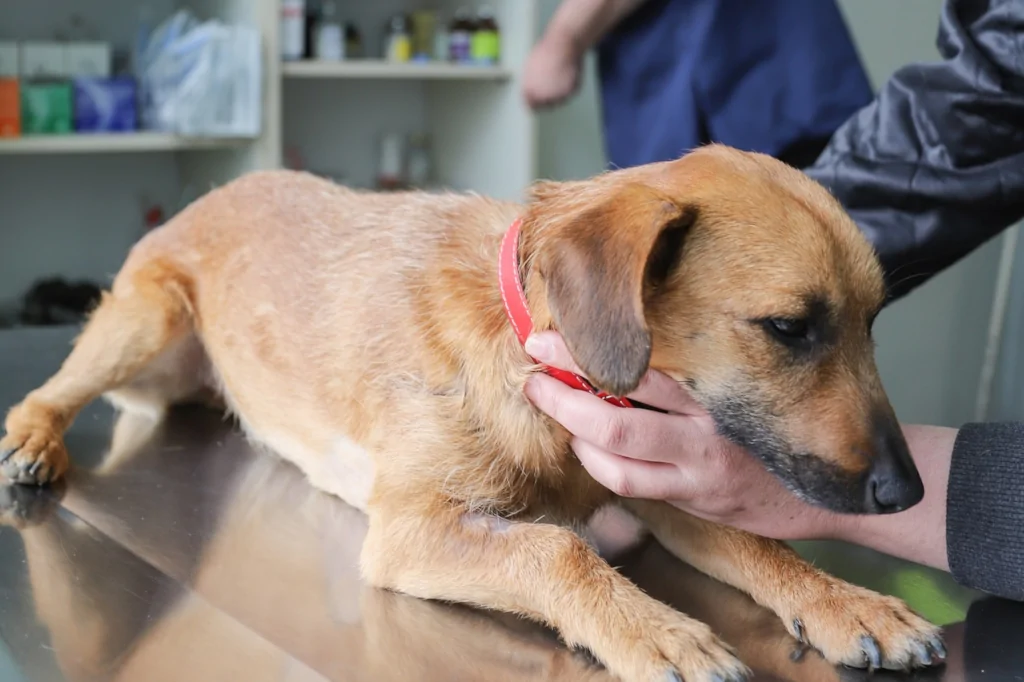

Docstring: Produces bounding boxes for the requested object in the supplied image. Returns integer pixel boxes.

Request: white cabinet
[0,0,537,307]
[280,0,536,200]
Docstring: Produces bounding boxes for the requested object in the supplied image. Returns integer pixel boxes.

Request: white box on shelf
[0,42,18,78]
[66,42,112,78]
[20,42,67,79]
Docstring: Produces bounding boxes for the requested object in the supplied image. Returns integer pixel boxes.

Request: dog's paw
[785,583,945,672]
[607,605,750,682]
[0,483,61,528]
[0,425,69,486]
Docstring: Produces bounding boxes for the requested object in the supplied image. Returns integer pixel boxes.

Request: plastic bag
[135,10,261,137]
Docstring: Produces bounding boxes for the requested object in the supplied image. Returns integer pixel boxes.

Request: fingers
[524,372,697,464]
[571,438,694,500]
[522,86,570,110]
[525,331,706,416]
[525,332,586,374]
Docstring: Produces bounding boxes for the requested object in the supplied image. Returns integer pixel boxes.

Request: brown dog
[1,145,943,682]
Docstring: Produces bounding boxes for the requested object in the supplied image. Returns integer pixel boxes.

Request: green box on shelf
[21,82,72,134]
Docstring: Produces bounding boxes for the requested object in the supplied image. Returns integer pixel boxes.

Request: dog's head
[523,145,922,515]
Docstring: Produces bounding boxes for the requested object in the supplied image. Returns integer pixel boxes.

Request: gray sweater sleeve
[947,423,1024,600]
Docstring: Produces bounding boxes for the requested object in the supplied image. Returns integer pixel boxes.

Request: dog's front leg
[624,499,945,672]
[360,503,749,682]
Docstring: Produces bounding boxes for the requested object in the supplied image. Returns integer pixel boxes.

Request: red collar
[498,217,633,408]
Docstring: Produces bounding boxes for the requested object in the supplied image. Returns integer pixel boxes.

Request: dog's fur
[1,146,943,681]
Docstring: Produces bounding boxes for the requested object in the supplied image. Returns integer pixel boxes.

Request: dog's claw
[928,636,947,662]
[27,460,42,476]
[790,644,810,662]
[665,670,684,682]
[0,448,14,464]
[860,635,882,671]
[792,618,806,643]
[912,641,932,666]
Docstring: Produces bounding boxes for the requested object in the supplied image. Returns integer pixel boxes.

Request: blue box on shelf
[73,76,137,132]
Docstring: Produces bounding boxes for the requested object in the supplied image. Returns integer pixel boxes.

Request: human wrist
[542,21,588,62]
[809,425,957,569]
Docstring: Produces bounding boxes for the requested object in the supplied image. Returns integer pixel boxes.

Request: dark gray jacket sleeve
[947,423,1024,600]
[804,0,1024,301]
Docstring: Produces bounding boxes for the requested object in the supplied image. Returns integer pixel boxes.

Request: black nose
[865,418,924,513]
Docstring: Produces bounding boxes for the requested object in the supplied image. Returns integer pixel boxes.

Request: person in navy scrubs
[524,0,873,169]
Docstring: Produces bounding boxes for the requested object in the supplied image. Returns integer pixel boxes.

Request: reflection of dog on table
[0,418,958,682]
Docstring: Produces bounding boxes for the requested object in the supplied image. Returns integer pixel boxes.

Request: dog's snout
[864,417,924,514]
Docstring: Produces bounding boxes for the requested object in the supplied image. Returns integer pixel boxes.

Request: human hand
[522,331,835,540]
[522,34,583,109]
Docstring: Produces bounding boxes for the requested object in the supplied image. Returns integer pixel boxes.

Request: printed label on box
[0,43,18,79]
[67,43,112,78]
[21,42,68,79]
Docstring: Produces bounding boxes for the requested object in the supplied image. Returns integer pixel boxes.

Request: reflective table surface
[0,327,1021,682]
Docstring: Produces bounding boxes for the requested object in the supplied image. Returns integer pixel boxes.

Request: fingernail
[524,335,552,362]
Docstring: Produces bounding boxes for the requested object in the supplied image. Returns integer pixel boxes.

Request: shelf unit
[0,133,256,155]
[0,0,538,311]
[282,59,513,80]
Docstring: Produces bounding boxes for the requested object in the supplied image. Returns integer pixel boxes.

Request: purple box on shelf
[73,77,137,132]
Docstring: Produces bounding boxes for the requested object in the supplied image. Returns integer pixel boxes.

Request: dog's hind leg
[624,499,946,672]
[1,261,193,485]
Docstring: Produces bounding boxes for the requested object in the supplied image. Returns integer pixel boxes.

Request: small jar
[471,6,500,65]
[448,7,474,64]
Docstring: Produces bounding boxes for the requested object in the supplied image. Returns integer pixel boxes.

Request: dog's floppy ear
[528,181,696,396]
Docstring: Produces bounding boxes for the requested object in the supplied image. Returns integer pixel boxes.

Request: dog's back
[116,170,525,509]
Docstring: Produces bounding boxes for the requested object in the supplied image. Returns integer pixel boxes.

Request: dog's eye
[764,318,811,343]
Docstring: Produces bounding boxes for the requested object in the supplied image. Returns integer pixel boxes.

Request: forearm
[822,426,956,571]
[821,422,1024,602]
[541,0,648,55]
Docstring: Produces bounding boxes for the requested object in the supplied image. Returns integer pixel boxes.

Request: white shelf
[0,133,257,155]
[282,59,512,81]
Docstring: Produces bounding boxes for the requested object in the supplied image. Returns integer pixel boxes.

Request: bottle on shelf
[376,132,406,191]
[410,11,437,63]
[303,0,322,60]
[471,7,501,66]
[345,22,364,59]
[448,8,475,64]
[433,23,449,62]
[384,14,412,63]
[280,0,306,61]
[314,1,345,61]
[407,133,433,189]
